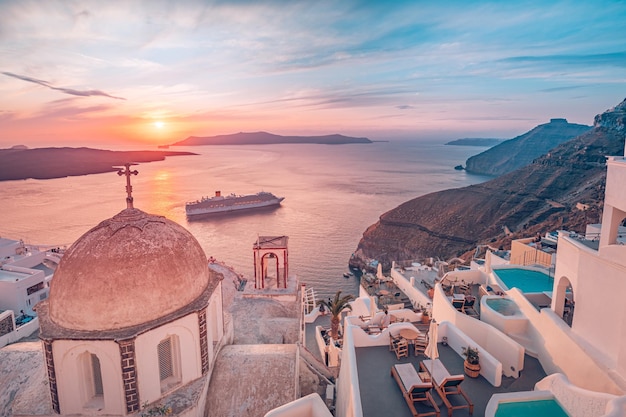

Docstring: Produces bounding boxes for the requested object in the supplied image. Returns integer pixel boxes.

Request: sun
[154,121,164,129]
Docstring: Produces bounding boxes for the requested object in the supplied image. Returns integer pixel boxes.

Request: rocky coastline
[351,99,626,272]
[0,147,196,181]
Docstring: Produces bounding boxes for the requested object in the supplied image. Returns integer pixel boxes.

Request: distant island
[171,131,373,146]
[0,147,196,181]
[445,138,504,146]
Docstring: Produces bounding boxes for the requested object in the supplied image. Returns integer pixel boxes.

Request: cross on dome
[117,163,139,208]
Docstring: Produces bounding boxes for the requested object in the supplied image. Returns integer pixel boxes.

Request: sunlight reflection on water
[0,141,490,299]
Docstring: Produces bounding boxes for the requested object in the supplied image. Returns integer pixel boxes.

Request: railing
[304,287,317,315]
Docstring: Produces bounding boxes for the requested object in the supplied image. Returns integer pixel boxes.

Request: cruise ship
[185,191,284,216]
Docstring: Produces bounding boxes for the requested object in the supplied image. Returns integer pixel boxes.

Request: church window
[157,336,181,393]
[80,352,104,409]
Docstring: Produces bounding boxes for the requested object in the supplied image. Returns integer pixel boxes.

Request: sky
[1,0,625,147]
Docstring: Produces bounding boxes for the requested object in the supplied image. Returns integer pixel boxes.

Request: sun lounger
[421,359,473,416]
[391,363,440,417]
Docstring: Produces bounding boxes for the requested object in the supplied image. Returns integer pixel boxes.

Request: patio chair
[390,332,403,351]
[452,298,465,313]
[421,359,473,416]
[414,334,428,356]
[391,363,439,417]
[393,338,409,359]
[463,297,479,318]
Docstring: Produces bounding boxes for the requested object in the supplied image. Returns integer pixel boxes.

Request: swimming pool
[485,298,521,316]
[494,398,569,417]
[493,268,554,293]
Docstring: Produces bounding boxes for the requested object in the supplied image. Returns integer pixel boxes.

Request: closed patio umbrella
[425,319,438,360]
[424,319,439,383]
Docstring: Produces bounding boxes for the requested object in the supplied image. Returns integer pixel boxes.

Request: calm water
[0,141,490,299]
[493,268,554,293]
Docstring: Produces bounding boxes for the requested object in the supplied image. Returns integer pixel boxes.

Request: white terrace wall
[335,327,363,417]
[431,284,524,382]
[554,234,626,391]
[535,373,619,417]
[436,321,502,387]
[390,267,430,309]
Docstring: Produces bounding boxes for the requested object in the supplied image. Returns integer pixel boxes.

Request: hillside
[465,118,591,176]
[445,138,504,147]
[350,99,626,271]
[0,147,195,181]
[171,131,372,146]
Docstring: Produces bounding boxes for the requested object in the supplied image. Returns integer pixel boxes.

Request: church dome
[49,208,210,331]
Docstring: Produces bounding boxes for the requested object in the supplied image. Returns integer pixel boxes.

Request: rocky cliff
[172,131,372,146]
[350,99,626,271]
[464,118,591,176]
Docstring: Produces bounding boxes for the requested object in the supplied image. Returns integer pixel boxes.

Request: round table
[399,328,420,341]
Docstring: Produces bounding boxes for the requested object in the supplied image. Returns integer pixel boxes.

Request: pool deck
[356,344,547,417]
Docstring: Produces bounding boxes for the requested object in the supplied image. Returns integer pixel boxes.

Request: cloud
[1,71,126,100]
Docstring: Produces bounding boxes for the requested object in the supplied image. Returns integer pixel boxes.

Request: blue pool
[495,398,569,417]
[485,298,521,316]
[493,268,554,293]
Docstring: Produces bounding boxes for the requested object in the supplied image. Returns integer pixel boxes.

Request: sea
[0,141,491,299]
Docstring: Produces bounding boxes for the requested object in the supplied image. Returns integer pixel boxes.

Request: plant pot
[464,360,480,378]
[421,314,430,324]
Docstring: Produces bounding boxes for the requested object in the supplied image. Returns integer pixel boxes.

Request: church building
[35,165,226,416]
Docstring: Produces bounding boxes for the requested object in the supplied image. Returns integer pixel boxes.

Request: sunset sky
[1,0,625,147]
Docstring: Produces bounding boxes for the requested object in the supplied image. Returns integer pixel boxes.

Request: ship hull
[185,193,284,217]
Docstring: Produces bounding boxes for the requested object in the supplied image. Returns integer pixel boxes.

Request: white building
[0,238,59,348]
[551,151,626,392]
[34,207,225,416]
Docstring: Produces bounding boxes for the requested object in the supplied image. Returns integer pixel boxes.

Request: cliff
[351,99,626,271]
[445,138,504,147]
[465,118,591,176]
[0,147,196,181]
[172,131,372,146]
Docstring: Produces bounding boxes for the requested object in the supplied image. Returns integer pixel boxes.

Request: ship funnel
[215,191,221,197]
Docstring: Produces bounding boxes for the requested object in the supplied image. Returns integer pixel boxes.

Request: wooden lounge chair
[391,363,440,417]
[421,359,473,416]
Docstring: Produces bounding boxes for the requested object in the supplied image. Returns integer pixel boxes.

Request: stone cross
[117,163,139,209]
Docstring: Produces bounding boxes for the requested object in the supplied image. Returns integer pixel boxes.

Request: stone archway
[553,276,574,326]
[261,252,280,288]
[253,236,289,289]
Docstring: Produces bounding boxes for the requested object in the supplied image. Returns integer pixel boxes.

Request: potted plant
[421,308,430,324]
[462,346,480,377]
[318,291,355,340]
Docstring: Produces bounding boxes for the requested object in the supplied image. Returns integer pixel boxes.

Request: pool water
[485,298,521,316]
[493,268,554,293]
[495,398,569,417]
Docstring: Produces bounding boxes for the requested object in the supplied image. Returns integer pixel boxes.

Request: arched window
[157,335,181,393]
[80,352,104,408]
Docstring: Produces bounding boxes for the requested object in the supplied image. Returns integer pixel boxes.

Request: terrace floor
[356,344,547,417]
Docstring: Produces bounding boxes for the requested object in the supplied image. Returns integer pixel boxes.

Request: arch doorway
[253,236,289,289]
[553,276,574,326]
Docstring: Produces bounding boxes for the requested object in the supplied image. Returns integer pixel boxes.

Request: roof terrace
[356,343,546,417]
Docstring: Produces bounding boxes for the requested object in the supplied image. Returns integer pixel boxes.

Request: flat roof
[356,344,546,417]
[0,269,29,283]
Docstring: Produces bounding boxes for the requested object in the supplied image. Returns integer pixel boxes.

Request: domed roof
[49,208,210,331]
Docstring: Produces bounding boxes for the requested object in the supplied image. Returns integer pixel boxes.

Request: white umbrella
[376,262,384,280]
[424,319,439,361]
[424,319,439,386]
